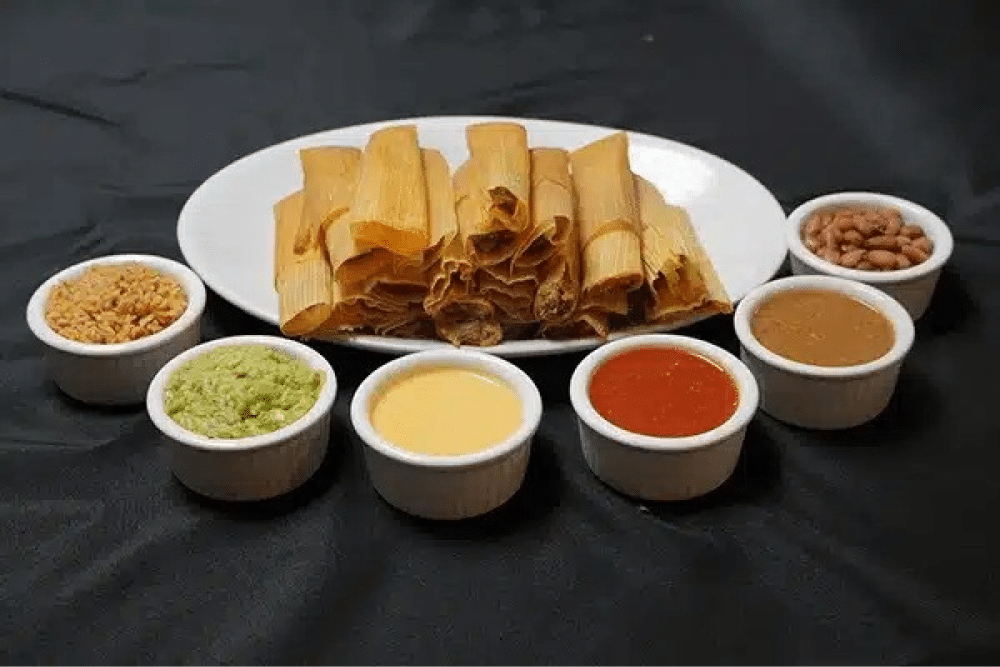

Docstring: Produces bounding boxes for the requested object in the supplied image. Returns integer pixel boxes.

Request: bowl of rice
[26,254,207,405]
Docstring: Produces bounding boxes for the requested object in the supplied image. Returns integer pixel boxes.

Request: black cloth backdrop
[2,1,999,664]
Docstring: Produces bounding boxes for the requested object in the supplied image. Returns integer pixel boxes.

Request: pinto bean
[839,248,866,268]
[818,247,841,264]
[843,229,864,245]
[867,249,898,269]
[833,217,857,234]
[866,235,899,250]
[911,236,933,254]
[857,219,880,236]
[821,226,841,248]
[901,244,929,264]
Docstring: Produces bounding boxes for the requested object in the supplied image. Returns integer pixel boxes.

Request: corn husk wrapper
[529,148,579,325]
[298,147,362,252]
[474,268,536,323]
[271,189,333,336]
[515,148,568,269]
[312,146,417,336]
[428,160,504,346]
[348,125,429,258]
[425,158,472,314]
[551,132,643,338]
[318,141,452,337]
[354,149,454,313]
[463,122,530,265]
[421,148,459,270]
[635,175,731,320]
[273,190,300,290]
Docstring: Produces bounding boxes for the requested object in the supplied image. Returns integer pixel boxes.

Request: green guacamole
[164,344,324,439]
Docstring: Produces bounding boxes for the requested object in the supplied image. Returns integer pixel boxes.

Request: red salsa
[589,347,738,437]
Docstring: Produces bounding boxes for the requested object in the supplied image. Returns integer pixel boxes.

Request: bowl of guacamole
[146,335,337,502]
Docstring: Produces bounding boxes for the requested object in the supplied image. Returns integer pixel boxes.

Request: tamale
[273,190,300,290]
[427,160,505,346]
[433,298,504,347]
[348,125,430,257]
[635,176,731,321]
[540,309,609,339]
[329,148,448,325]
[474,268,536,323]
[529,148,579,324]
[516,148,569,269]
[557,132,643,336]
[571,131,643,292]
[325,168,410,312]
[273,190,332,336]
[425,161,478,315]
[369,259,428,306]
[464,122,530,264]
[297,147,362,253]
[421,148,458,270]
[309,146,415,336]
[474,248,538,323]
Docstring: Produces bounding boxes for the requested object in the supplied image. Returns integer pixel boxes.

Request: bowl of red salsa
[570,334,759,501]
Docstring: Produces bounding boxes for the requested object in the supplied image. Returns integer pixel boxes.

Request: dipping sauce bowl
[351,349,542,520]
[570,334,759,502]
[147,335,337,502]
[734,275,915,430]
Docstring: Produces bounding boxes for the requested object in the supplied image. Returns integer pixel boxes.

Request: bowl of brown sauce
[734,275,915,429]
[570,334,759,501]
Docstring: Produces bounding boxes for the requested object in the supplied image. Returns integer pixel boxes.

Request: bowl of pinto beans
[785,191,953,320]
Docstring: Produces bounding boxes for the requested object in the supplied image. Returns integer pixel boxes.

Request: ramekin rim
[145,334,338,451]
[349,349,543,469]
[785,191,953,283]
[733,274,916,378]
[568,334,760,452]
[26,254,208,357]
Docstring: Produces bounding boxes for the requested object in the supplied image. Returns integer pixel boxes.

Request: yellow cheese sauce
[369,366,522,456]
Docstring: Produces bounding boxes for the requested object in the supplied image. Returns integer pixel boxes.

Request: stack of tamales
[272,122,731,347]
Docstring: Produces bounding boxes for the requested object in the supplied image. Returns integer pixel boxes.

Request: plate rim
[177,114,787,358]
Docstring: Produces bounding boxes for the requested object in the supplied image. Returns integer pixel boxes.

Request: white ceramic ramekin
[350,349,543,520]
[569,334,759,502]
[786,191,953,320]
[146,335,337,502]
[734,275,915,430]
[26,254,207,405]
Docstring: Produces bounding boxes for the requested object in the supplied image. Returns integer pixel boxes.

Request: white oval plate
[178,115,787,357]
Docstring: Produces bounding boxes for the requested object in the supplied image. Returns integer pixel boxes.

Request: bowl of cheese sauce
[351,349,542,520]
[734,275,915,429]
[570,334,759,502]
